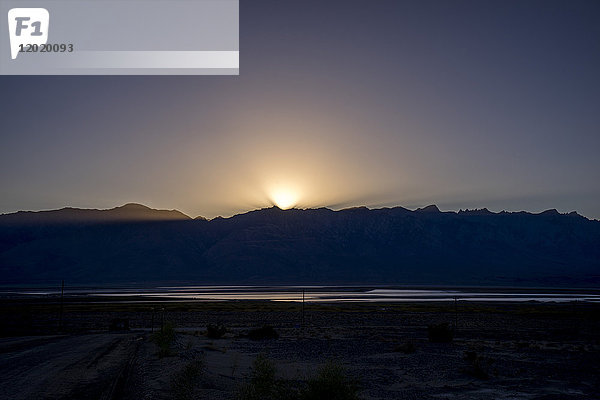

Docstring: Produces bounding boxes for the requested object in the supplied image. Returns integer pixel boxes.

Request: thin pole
[454,296,458,330]
[151,307,155,333]
[302,289,305,328]
[59,280,64,332]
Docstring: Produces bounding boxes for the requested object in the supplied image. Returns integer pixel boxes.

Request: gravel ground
[0,300,599,399]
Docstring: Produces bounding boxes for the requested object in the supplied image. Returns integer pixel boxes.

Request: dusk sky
[1,0,599,219]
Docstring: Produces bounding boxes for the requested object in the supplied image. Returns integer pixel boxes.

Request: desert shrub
[248,325,279,340]
[301,361,360,400]
[463,351,489,379]
[153,321,176,357]
[171,359,204,400]
[236,354,294,400]
[428,322,453,343]
[393,341,416,354]
[206,323,227,339]
[109,318,129,331]
[237,357,359,400]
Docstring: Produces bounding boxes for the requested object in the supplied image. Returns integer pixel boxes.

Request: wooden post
[59,280,64,332]
[454,296,458,330]
[302,289,305,328]
[151,307,155,333]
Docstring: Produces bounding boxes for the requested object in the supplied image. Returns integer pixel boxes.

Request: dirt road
[0,333,139,400]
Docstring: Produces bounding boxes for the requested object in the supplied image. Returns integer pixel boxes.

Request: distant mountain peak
[106,203,190,220]
[567,211,584,219]
[115,203,151,210]
[458,208,494,216]
[0,203,190,224]
[340,206,370,213]
[415,204,441,213]
[540,209,560,216]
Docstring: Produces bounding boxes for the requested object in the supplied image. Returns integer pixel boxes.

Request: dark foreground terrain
[1,298,599,400]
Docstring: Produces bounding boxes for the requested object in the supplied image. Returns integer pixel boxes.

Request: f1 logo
[8,8,49,60]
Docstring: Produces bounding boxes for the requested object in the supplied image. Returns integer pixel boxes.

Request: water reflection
[5,286,598,303]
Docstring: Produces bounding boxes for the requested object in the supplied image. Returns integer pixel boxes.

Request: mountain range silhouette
[1,203,598,286]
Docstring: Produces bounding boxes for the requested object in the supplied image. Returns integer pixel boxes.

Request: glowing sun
[270,187,298,209]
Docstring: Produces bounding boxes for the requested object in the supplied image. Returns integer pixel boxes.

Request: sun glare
[271,188,298,210]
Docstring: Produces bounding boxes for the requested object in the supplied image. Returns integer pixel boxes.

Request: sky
[1,0,599,219]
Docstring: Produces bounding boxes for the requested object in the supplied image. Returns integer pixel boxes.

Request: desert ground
[1,297,599,400]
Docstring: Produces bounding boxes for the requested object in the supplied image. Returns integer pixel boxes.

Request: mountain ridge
[1,203,598,287]
[0,203,191,224]
[0,203,595,222]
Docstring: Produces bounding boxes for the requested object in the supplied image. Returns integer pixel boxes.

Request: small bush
[463,351,490,380]
[464,350,477,363]
[171,359,204,400]
[393,341,416,354]
[237,357,359,400]
[236,354,293,400]
[153,321,176,357]
[206,323,227,339]
[302,361,360,400]
[248,325,279,340]
[428,323,453,343]
[109,318,129,331]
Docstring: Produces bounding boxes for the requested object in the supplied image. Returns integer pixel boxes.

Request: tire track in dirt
[0,333,137,400]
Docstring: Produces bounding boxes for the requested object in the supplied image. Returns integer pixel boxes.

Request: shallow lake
[3,285,600,303]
